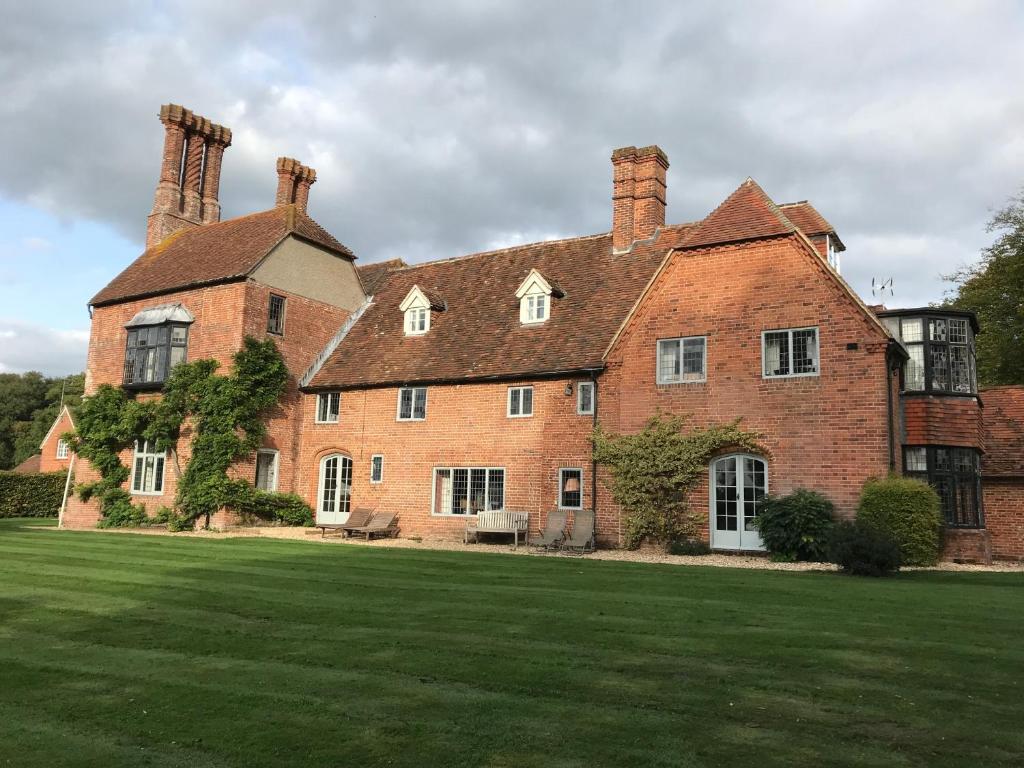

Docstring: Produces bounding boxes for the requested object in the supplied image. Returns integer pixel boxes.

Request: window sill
[507,413,534,419]
[900,390,979,399]
[122,381,165,392]
[396,418,426,423]
[131,490,165,497]
[657,379,707,386]
[762,372,820,380]
[313,420,340,425]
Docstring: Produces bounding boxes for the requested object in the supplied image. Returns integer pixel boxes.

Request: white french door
[710,455,767,551]
[317,454,353,524]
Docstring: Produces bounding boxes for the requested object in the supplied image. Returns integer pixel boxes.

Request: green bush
[754,488,835,562]
[226,483,314,527]
[0,471,68,517]
[828,521,902,577]
[667,538,711,556]
[857,476,942,566]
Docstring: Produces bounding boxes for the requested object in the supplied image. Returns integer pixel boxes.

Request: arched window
[710,454,767,551]
[318,453,353,523]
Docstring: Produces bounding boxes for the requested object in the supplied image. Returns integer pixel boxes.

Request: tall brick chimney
[611,145,669,253]
[275,157,317,212]
[146,104,232,249]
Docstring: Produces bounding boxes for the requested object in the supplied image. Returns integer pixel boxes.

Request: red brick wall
[296,378,595,539]
[64,279,350,528]
[902,396,984,450]
[984,478,1024,560]
[601,235,894,540]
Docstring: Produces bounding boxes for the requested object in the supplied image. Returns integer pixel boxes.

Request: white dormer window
[515,269,561,325]
[400,285,440,336]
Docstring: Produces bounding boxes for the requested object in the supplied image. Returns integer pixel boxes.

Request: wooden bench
[464,510,530,549]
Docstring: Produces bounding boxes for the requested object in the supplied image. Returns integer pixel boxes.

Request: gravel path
[44,523,1024,573]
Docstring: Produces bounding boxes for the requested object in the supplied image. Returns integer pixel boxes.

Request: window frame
[315,392,340,424]
[558,467,584,510]
[577,381,595,415]
[56,439,69,460]
[130,439,166,496]
[122,322,190,388]
[267,294,287,336]
[507,385,534,418]
[317,453,353,519]
[405,306,429,335]
[430,466,506,516]
[761,326,820,379]
[903,445,984,528]
[656,336,707,385]
[884,314,977,395]
[522,292,548,324]
[255,449,280,492]
[397,387,428,421]
[370,454,384,484]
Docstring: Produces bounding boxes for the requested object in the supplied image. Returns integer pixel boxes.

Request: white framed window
[577,381,595,415]
[763,327,819,378]
[267,294,286,335]
[432,467,505,515]
[397,387,427,421]
[370,454,384,484]
[405,306,429,335]
[507,386,534,417]
[315,392,340,423]
[558,468,583,509]
[524,293,547,323]
[255,450,279,492]
[516,269,557,325]
[657,336,706,384]
[56,439,69,459]
[131,440,166,495]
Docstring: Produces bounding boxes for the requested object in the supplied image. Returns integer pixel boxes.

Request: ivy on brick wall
[67,337,293,530]
[593,414,764,549]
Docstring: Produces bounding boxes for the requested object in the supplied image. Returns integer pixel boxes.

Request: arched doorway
[710,454,767,551]
[317,453,353,524]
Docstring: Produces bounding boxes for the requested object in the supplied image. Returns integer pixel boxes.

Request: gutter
[300,364,607,394]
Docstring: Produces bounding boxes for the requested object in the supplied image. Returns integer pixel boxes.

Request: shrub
[857,476,942,566]
[667,538,711,556]
[226,483,314,527]
[0,471,68,517]
[754,488,834,562]
[828,521,902,577]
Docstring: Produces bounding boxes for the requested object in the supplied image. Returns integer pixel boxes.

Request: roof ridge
[392,231,612,272]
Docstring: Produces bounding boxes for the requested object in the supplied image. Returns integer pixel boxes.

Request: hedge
[0,471,68,518]
[858,475,943,566]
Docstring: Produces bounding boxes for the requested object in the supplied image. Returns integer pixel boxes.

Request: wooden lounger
[346,511,398,540]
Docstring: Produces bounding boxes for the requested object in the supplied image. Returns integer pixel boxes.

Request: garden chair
[561,509,596,554]
[339,507,375,537]
[347,511,398,540]
[529,509,568,551]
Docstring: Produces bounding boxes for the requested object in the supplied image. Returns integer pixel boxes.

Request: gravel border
[39,523,1024,573]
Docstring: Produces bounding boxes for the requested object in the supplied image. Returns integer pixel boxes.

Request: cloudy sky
[1,1,1021,375]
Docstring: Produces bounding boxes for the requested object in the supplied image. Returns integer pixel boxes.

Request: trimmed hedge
[755,488,835,562]
[858,476,943,566]
[0,471,68,518]
[226,483,315,527]
[828,520,902,577]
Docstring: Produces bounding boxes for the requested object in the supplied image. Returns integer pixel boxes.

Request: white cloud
[0,320,88,375]
[21,236,52,251]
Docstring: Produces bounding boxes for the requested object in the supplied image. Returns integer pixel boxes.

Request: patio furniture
[340,507,375,537]
[346,511,399,540]
[529,509,568,551]
[561,509,596,554]
[464,510,530,549]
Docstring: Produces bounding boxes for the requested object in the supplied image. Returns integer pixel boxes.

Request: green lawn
[1,519,1021,767]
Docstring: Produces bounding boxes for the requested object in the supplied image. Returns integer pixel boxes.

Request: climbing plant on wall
[68,337,290,530]
[593,414,764,549]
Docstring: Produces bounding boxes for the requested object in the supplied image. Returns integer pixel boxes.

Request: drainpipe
[590,372,598,517]
[885,343,899,473]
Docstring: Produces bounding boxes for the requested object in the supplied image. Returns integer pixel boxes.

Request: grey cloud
[0,0,1022,309]
[0,320,88,376]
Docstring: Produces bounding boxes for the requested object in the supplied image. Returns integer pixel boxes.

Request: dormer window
[515,269,563,325]
[399,285,443,336]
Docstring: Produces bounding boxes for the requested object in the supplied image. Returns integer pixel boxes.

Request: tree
[946,191,1024,386]
[12,374,84,466]
[0,372,49,469]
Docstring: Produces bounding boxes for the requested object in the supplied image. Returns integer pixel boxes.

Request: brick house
[63,104,1024,561]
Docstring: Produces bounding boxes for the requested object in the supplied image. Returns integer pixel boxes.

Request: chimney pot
[276,157,316,212]
[611,144,668,252]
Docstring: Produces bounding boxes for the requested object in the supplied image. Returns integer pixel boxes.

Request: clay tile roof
[357,258,407,295]
[982,386,1024,476]
[11,455,41,474]
[91,205,355,306]
[680,178,796,249]
[778,201,845,251]
[307,230,683,389]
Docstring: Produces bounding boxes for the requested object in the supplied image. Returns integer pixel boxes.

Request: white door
[317,454,353,524]
[711,455,767,551]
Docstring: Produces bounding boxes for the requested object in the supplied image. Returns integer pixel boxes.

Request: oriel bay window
[122,304,193,388]
[432,467,505,515]
[904,446,983,528]
[879,310,978,394]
